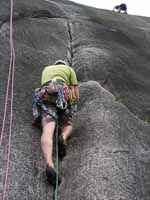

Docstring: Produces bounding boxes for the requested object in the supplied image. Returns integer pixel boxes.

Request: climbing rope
[54,122,59,200]
[0,1,14,147]
[1,1,63,199]
[0,0,15,199]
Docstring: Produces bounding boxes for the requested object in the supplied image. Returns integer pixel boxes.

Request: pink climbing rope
[1,0,16,199]
[2,48,15,200]
[0,10,13,147]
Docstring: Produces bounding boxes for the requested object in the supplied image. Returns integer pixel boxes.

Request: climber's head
[54,60,67,65]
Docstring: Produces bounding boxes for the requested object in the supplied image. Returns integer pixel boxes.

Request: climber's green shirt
[41,64,78,86]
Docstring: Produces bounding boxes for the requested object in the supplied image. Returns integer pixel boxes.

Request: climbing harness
[33,87,58,121]
[32,79,73,123]
[0,0,15,199]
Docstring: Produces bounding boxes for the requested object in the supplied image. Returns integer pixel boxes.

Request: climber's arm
[69,85,79,102]
[69,67,79,101]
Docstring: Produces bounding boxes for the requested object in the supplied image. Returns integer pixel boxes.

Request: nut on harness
[40,79,70,110]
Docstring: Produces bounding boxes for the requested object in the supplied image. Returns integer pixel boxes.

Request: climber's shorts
[41,104,73,127]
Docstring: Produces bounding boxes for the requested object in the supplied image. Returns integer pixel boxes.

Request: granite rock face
[0,0,150,199]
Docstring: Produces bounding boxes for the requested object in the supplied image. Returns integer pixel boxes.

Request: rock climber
[113,3,127,14]
[32,60,79,186]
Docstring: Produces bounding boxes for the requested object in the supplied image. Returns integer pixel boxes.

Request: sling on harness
[32,88,58,121]
[56,85,67,110]
[32,79,78,125]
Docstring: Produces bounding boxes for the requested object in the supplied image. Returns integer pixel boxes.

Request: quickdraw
[32,80,78,123]
[56,85,67,110]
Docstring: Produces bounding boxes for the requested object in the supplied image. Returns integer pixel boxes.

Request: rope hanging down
[0,0,16,199]
[1,2,60,200]
[54,122,59,200]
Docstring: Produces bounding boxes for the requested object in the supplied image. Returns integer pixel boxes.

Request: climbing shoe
[46,165,61,186]
[58,135,67,161]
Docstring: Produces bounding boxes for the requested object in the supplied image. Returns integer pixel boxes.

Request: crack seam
[66,21,73,66]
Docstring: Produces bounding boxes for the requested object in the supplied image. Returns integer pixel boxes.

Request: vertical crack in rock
[66,21,73,66]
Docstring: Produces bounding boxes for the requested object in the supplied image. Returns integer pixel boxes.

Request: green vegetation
[144,116,150,123]
[115,96,128,104]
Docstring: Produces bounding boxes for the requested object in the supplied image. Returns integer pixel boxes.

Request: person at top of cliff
[113,3,127,14]
[32,60,79,186]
